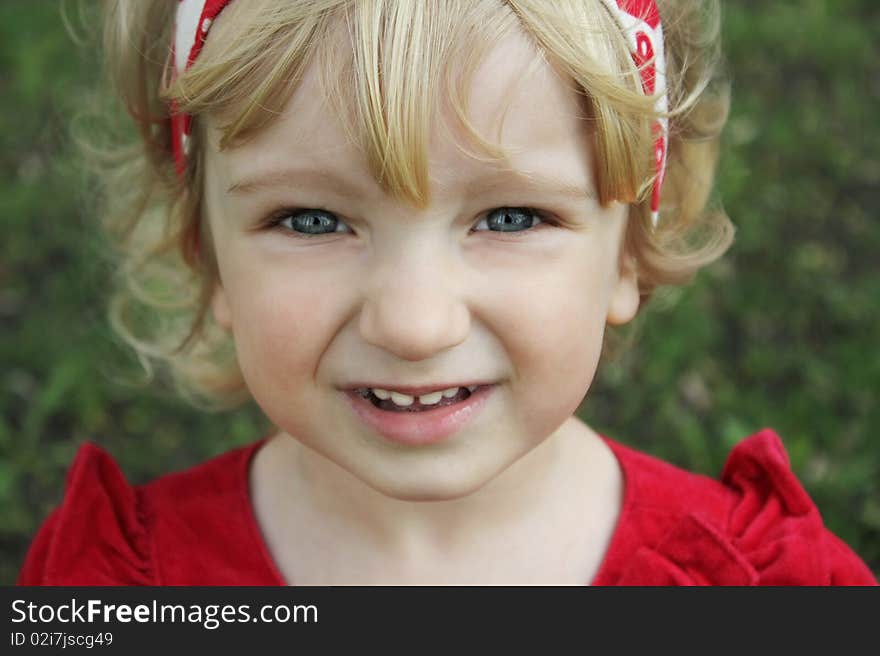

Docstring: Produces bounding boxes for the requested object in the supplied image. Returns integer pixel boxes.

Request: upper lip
[343,382,493,396]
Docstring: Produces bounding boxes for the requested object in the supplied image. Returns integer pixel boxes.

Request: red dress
[17,429,877,585]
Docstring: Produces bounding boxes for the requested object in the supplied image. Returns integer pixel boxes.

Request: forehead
[206,8,594,200]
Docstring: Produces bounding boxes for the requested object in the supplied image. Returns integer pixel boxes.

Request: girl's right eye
[269,209,351,237]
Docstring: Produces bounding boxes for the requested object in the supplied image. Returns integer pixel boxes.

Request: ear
[212,282,233,331]
[606,251,640,326]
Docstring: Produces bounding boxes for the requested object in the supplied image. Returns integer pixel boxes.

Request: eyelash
[264,207,554,240]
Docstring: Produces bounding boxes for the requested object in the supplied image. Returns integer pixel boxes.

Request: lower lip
[343,386,495,446]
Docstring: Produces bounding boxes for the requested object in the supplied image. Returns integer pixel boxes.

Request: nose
[358,250,470,361]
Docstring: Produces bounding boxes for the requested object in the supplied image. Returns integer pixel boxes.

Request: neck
[251,416,620,583]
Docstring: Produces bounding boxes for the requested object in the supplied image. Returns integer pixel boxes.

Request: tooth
[467,385,477,392]
[418,391,444,405]
[441,387,460,398]
[389,391,414,406]
[372,388,391,400]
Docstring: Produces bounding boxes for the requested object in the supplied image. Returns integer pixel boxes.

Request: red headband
[171,0,667,224]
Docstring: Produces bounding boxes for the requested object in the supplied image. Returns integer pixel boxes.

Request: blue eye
[272,209,350,236]
[473,207,544,233]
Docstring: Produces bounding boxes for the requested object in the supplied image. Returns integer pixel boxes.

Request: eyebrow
[227,168,369,198]
[464,169,596,203]
[227,166,595,202]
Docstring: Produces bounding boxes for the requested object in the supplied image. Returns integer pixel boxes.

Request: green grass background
[2,1,878,583]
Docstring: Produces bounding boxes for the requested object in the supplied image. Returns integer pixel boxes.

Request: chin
[376,485,479,504]
[353,462,501,503]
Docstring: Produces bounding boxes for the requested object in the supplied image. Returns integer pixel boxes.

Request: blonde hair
[95,0,733,409]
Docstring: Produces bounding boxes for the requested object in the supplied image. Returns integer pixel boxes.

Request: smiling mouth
[355,386,476,412]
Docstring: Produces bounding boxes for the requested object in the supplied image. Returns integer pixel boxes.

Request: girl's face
[204,26,639,500]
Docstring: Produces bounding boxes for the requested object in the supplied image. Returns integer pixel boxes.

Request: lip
[343,384,495,446]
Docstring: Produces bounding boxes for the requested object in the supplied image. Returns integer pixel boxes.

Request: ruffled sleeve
[613,430,877,585]
[721,430,876,585]
[17,443,155,586]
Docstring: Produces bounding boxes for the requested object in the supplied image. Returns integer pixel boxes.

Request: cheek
[222,265,343,401]
[482,249,612,433]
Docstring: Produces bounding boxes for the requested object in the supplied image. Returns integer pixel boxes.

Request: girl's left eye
[268,209,351,237]
[472,207,547,234]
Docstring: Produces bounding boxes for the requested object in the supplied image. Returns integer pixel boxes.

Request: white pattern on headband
[174,0,208,73]
[597,0,668,227]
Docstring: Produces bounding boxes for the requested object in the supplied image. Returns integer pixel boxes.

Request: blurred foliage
[1,0,878,583]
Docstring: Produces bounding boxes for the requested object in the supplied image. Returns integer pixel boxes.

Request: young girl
[18,0,876,585]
